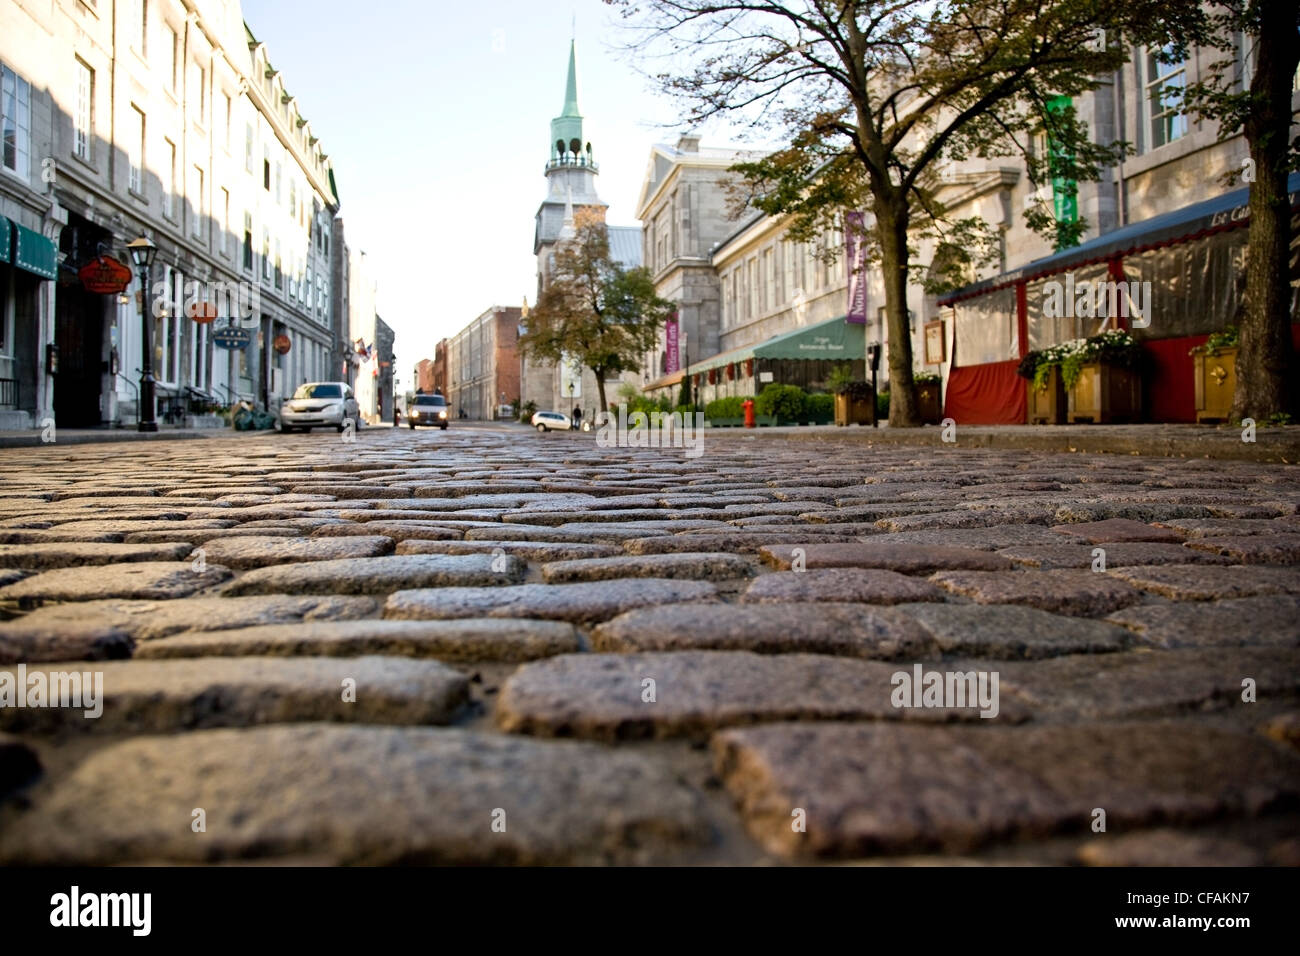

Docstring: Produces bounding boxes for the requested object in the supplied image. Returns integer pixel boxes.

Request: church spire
[561,40,581,118]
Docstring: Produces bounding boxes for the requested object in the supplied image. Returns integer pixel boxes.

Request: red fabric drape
[943,359,1026,424]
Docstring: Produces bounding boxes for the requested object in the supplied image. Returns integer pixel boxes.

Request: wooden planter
[1067,363,1142,423]
[834,393,875,426]
[1193,347,1237,424]
[916,383,943,425]
[1027,366,1067,424]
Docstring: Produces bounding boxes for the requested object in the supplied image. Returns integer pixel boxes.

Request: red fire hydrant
[742,398,756,429]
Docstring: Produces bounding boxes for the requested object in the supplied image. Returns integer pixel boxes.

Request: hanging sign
[213,326,252,350]
[78,256,133,295]
[273,334,292,354]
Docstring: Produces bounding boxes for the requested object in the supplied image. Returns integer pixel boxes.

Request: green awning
[12,223,56,279]
[755,314,862,360]
[0,216,10,263]
[687,314,862,374]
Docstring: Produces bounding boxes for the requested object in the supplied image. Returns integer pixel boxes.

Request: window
[221,92,230,149]
[136,0,148,57]
[161,138,175,217]
[274,161,281,204]
[190,165,203,238]
[274,238,282,288]
[1145,46,1187,149]
[245,122,253,171]
[128,104,144,191]
[192,321,208,390]
[263,146,270,190]
[74,59,93,161]
[218,187,229,255]
[194,63,207,124]
[262,228,270,281]
[763,248,775,313]
[288,178,296,215]
[1,64,31,176]
[242,212,252,271]
[164,26,178,91]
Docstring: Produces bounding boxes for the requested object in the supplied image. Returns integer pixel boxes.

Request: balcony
[545,155,599,173]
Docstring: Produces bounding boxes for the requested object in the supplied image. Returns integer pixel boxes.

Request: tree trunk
[1232,0,1298,421]
[594,371,609,416]
[875,199,919,426]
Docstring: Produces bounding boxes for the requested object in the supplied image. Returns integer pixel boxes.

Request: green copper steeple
[550,40,588,163]
[561,40,581,117]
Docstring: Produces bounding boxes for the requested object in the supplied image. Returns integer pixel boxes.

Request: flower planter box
[1027,366,1067,425]
[1193,347,1237,424]
[1066,363,1142,424]
[834,393,875,426]
[916,383,943,425]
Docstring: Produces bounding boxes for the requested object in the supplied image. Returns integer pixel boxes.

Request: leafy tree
[613,0,1134,425]
[1126,1,1299,420]
[520,209,676,415]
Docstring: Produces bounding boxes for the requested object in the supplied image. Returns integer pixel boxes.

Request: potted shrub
[1018,350,1066,424]
[754,383,806,425]
[914,371,943,424]
[1056,329,1144,423]
[1190,326,1238,423]
[804,392,834,425]
[832,380,875,426]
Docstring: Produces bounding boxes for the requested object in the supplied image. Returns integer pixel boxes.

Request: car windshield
[293,384,342,399]
[414,396,446,406]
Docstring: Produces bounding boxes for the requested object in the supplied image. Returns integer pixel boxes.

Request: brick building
[446,306,520,420]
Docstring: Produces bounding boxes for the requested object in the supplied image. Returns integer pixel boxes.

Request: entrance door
[53,283,105,427]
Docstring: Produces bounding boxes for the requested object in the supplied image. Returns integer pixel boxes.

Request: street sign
[78,256,132,294]
[213,327,252,350]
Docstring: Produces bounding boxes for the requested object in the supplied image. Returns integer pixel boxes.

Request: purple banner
[845,212,868,325]
[665,314,680,374]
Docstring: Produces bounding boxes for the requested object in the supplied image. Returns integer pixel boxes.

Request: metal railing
[0,378,16,409]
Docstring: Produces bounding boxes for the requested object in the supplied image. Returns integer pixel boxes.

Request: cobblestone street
[1,424,1298,866]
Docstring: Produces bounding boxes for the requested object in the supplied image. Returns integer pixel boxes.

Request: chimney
[676,133,701,153]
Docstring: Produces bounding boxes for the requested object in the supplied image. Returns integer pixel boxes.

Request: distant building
[522,40,642,416]
[371,315,393,421]
[447,306,520,420]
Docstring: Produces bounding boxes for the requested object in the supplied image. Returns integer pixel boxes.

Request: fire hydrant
[742,398,756,429]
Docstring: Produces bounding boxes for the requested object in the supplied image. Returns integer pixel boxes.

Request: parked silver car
[531,410,571,432]
[278,382,360,433]
[408,393,450,429]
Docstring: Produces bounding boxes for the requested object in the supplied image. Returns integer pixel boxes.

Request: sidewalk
[701,422,1300,462]
[0,427,223,448]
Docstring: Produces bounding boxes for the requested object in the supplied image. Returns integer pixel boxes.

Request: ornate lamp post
[126,236,158,432]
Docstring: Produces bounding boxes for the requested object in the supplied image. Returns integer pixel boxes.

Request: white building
[0,0,341,431]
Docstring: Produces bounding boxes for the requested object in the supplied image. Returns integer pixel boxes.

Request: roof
[607,226,642,269]
[940,171,1300,305]
[687,314,861,374]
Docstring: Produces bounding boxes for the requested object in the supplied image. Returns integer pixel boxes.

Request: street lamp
[126,236,158,432]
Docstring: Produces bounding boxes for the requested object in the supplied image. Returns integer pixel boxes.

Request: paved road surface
[0,426,1297,864]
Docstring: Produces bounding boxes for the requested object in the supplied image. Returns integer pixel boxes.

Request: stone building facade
[0,0,344,431]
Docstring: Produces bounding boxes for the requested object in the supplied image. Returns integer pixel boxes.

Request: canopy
[687,314,863,374]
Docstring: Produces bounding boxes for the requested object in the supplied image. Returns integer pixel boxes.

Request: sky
[241,0,743,383]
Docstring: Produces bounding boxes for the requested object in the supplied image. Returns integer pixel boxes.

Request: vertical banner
[844,211,868,324]
[664,313,680,374]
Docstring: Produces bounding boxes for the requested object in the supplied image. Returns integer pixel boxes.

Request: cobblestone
[2,429,1298,866]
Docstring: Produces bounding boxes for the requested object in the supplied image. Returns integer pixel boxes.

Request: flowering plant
[1019,329,1143,390]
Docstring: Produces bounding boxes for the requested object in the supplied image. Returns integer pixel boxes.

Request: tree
[613,0,1134,425]
[1127,1,1298,420]
[520,208,675,416]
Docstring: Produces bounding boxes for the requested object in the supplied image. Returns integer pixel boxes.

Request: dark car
[408,393,449,429]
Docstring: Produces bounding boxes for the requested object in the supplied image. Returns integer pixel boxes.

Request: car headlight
[438,410,446,418]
